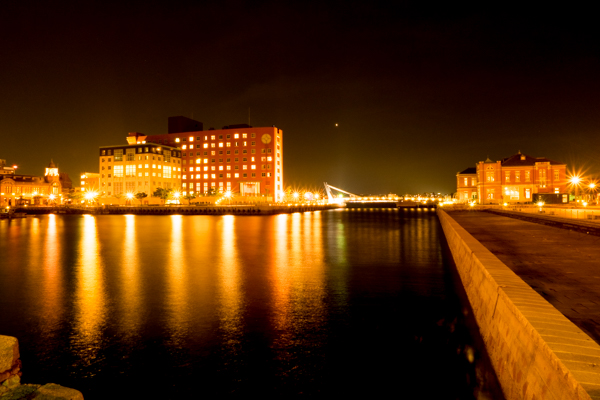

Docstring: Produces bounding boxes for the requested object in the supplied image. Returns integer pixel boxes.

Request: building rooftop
[501,153,565,167]
[458,167,476,175]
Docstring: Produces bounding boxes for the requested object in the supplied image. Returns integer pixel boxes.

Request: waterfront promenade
[447,209,600,344]
[440,208,600,399]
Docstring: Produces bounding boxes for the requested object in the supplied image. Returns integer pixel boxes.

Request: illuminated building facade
[0,159,71,206]
[80,172,99,192]
[98,142,182,203]
[142,117,284,202]
[457,152,568,204]
[456,167,478,202]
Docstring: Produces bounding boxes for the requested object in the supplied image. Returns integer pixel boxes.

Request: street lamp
[224,189,232,205]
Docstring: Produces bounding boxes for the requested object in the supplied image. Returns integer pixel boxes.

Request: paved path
[447,210,600,344]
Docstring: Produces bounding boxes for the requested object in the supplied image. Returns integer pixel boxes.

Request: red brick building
[457,152,568,204]
[141,117,284,202]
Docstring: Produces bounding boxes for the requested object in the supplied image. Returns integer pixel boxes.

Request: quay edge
[437,208,600,400]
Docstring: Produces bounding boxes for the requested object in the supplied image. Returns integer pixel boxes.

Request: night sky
[2,1,599,194]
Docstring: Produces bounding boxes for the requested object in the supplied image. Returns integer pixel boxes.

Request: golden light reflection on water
[271,213,326,349]
[273,214,291,332]
[166,215,189,343]
[74,215,106,359]
[41,214,62,331]
[218,215,243,342]
[121,215,141,334]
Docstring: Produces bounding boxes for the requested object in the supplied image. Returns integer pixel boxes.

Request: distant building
[135,117,284,202]
[80,172,100,193]
[0,159,71,206]
[456,152,568,204]
[456,167,478,202]
[98,142,182,204]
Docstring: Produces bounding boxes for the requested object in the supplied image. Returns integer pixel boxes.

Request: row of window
[172,132,281,142]
[183,172,274,180]
[0,186,49,195]
[101,156,180,163]
[102,172,182,179]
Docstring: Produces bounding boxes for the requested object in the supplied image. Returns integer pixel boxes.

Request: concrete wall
[438,209,600,400]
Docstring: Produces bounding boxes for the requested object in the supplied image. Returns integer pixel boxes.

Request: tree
[67,192,83,204]
[134,192,148,205]
[207,187,217,196]
[153,187,172,204]
[183,192,197,205]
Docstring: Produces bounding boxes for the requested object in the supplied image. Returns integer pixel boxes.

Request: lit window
[204,174,208,179]
[234,134,239,139]
[242,133,247,138]
[175,138,180,143]
[251,165,256,170]
[203,143,208,148]
[189,137,194,142]
[183,175,187,180]
[211,135,216,140]
[204,158,208,164]
[219,166,223,171]
[211,174,216,179]
[219,143,223,148]
[234,173,239,178]
[196,159,201,164]
[182,145,187,150]
[243,165,247,170]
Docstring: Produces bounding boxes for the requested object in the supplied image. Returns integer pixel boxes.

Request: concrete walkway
[446,210,600,345]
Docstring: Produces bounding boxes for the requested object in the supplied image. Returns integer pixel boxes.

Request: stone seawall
[437,209,600,400]
[16,204,339,216]
[0,335,83,399]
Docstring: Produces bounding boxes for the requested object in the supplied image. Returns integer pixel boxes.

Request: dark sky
[2,1,599,194]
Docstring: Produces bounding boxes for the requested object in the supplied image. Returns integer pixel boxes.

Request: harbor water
[0,209,503,398]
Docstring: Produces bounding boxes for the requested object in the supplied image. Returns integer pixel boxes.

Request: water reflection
[41,214,62,333]
[120,215,141,335]
[218,215,243,345]
[270,212,326,364]
[73,215,106,364]
[166,215,188,345]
